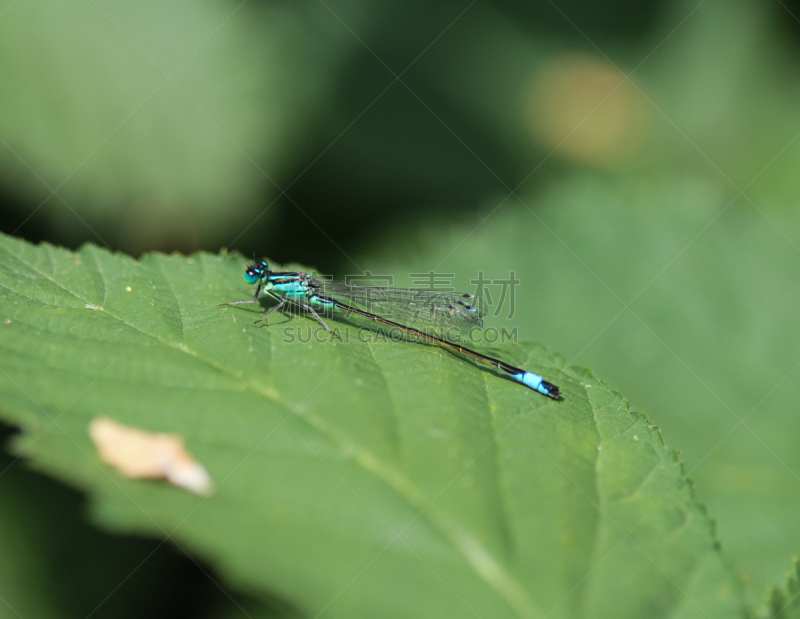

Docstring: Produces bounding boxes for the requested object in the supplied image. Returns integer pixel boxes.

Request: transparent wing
[310,279,486,329]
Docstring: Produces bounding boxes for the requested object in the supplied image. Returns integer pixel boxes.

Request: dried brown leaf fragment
[89,416,213,496]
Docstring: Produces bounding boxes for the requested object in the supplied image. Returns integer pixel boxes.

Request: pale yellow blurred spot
[525,54,651,168]
[125,286,132,292]
[89,416,213,496]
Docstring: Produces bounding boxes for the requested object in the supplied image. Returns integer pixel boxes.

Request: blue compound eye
[244,269,260,285]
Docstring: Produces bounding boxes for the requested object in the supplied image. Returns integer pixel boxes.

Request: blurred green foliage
[3,0,800,616]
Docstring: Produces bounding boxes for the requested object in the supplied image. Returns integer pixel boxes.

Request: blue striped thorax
[270,277,308,298]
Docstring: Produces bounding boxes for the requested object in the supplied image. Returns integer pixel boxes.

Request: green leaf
[357,170,800,612]
[0,232,742,618]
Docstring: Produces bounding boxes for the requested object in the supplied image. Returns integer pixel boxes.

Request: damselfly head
[244,260,269,284]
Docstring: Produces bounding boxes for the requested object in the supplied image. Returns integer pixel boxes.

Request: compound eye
[244,269,259,285]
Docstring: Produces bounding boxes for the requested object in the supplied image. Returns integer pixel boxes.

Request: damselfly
[221,260,560,399]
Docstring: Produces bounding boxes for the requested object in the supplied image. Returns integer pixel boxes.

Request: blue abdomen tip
[514,372,560,398]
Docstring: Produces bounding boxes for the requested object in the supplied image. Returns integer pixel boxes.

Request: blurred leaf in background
[0,0,360,254]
